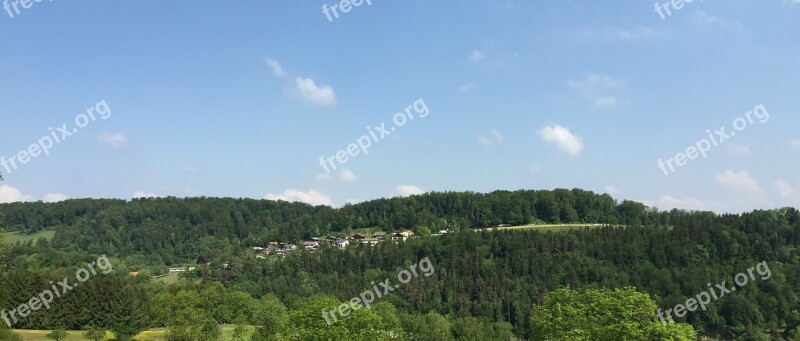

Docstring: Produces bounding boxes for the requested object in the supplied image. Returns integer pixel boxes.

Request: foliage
[83,326,106,341]
[45,328,68,341]
[0,194,797,339]
[165,307,221,341]
[530,287,697,340]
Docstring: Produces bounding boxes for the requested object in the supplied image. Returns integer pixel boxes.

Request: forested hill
[1,190,799,339]
[1,188,795,264]
[0,188,676,236]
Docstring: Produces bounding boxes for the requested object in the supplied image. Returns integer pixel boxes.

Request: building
[392,233,407,243]
[360,238,380,246]
[351,234,367,241]
[373,233,386,240]
[169,267,187,274]
[303,241,320,250]
[335,238,349,249]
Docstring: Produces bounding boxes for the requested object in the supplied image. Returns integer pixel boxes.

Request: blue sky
[0,0,798,212]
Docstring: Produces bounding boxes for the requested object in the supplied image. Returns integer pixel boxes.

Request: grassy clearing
[153,272,180,284]
[475,223,611,233]
[2,230,56,245]
[13,325,253,340]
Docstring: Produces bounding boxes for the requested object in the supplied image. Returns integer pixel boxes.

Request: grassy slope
[474,223,611,232]
[14,325,254,340]
[2,230,55,245]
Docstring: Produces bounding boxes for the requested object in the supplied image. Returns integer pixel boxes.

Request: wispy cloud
[96,132,129,149]
[393,185,424,197]
[774,180,797,198]
[789,138,800,153]
[264,58,286,77]
[647,195,706,211]
[459,82,477,93]
[693,11,747,33]
[286,77,337,107]
[265,189,332,206]
[477,129,504,147]
[716,169,761,194]
[468,50,485,62]
[566,74,629,108]
[133,191,159,199]
[724,143,751,157]
[576,26,658,42]
[316,169,358,184]
[539,124,584,156]
[43,193,68,203]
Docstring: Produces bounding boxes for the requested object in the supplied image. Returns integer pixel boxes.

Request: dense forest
[0,190,798,340]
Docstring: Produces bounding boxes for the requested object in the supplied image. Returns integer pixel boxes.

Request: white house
[335,238,349,249]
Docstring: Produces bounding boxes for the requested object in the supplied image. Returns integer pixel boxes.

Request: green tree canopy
[530,287,697,341]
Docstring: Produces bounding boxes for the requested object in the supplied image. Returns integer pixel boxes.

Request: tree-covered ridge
[2,203,798,339]
[0,189,664,260]
[1,180,797,339]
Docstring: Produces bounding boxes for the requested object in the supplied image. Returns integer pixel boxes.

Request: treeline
[3,206,799,339]
[1,191,799,339]
[0,189,668,262]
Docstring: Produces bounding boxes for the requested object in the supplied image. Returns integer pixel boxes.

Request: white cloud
[345,198,362,205]
[96,132,128,149]
[789,138,800,152]
[459,82,477,93]
[716,169,761,193]
[594,96,617,108]
[287,77,337,107]
[0,186,70,203]
[605,186,619,195]
[43,193,68,203]
[393,185,424,197]
[0,185,33,203]
[539,124,584,156]
[264,58,286,77]
[316,169,358,183]
[468,50,484,62]
[477,136,492,147]
[566,74,629,108]
[529,165,542,173]
[133,191,159,199]
[339,169,358,183]
[774,180,798,198]
[649,195,706,211]
[692,11,747,33]
[265,189,332,206]
[577,26,658,42]
[724,143,751,157]
[183,166,198,173]
[693,11,722,26]
[477,129,504,147]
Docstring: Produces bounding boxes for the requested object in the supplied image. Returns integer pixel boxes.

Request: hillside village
[252,229,441,258]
